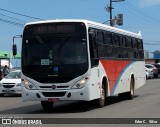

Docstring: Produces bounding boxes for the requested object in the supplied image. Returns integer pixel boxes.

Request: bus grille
[42,92,66,97]
[3,85,15,88]
[40,86,69,89]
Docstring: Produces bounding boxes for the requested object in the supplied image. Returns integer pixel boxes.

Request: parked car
[152,63,160,76]
[0,70,21,96]
[145,67,154,79]
[145,64,158,78]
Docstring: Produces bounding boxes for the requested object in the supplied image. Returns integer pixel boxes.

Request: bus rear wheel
[128,78,135,99]
[125,78,135,100]
[118,78,134,100]
[41,101,54,111]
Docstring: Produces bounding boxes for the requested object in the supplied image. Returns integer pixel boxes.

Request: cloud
[138,0,160,8]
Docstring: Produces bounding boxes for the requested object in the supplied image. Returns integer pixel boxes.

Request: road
[0,79,160,127]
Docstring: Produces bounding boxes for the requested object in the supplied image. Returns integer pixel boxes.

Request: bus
[13,19,146,110]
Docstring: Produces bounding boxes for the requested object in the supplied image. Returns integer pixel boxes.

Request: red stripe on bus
[100,60,131,93]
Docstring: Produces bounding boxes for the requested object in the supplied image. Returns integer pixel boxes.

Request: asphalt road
[0,79,160,127]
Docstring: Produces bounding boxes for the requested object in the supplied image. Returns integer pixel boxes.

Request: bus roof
[25,19,142,39]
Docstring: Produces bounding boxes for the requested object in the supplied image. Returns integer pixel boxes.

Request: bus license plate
[48,98,60,102]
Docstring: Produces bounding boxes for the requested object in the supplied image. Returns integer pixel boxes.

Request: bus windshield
[22,22,88,83]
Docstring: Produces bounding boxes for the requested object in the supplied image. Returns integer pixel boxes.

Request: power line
[144,39,160,45]
[144,43,160,45]
[119,2,157,23]
[0,7,44,20]
[127,1,160,21]
[125,1,160,22]
[0,13,26,23]
[0,18,24,27]
[144,39,160,43]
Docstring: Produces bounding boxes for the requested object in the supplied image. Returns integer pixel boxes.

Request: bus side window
[119,36,126,59]
[113,34,121,58]
[104,32,113,45]
[119,36,126,47]
[132,38,137,49]
[126,37,132,47]
[96,30,104,44]
[137,39,144,59]
[137,39,143,49]
[126,37,134,59]
[89,29,99,67]
[113,34,120,46]
[89,34,94,59]
[139,49,144,59]
[103,32,113,58]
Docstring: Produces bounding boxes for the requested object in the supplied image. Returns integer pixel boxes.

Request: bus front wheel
[41,101,54,111]
[95,83,106,108]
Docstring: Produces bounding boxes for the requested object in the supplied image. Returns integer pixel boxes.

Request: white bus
[13,19,146,110]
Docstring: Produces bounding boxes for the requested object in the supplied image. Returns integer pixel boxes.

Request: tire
[126,78,135,100]
[0,94,4,97]
[119,78,134,100]
[95,83,106,108]
[41,101,54,111]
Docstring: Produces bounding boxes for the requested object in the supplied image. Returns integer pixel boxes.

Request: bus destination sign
[34,25,76,34]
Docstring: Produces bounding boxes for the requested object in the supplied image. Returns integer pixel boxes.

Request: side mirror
[13,44,17,56]
[12,35,22,56]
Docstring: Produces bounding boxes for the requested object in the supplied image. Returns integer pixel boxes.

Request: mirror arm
[13,35,22,45]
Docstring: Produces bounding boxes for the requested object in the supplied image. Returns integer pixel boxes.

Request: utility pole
[106,0,125,26]
[109,0,113,26]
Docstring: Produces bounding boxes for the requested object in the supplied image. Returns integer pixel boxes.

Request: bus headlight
[22,79,37,90]
[72,77,89,89]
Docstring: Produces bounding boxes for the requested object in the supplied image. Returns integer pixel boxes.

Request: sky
[0,0,160,59]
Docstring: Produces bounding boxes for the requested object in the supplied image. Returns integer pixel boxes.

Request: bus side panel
[100,60,145,95]
[88,66,101,100]
[132,61,146,90]
[112,61,145,95]
[100,60,131,95]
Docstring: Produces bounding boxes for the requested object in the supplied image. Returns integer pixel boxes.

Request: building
[144,50,149,59]
[152,50,160,59]
[0,51,21,70]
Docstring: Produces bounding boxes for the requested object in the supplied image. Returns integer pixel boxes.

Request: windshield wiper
[36,36,49,51]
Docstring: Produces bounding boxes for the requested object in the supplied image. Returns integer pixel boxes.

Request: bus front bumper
[21,85,96,102]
